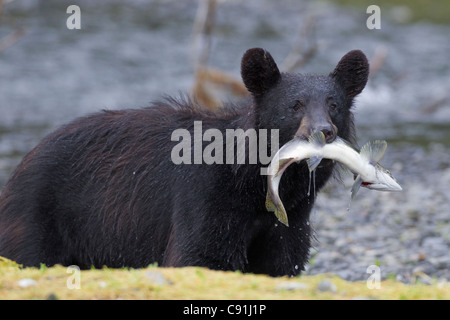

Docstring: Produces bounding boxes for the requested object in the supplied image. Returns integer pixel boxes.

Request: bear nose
[314,125,337,143]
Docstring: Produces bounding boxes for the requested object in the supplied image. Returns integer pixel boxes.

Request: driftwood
[421,91,450,114]
[0,0,26,51]
[368,46,388,79]
[279,15,318,73]
[190,0,321,109]
[190,0,246,109]
[192,67,248,109]
[0,26,25,51]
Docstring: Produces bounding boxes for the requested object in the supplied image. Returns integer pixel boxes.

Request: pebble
[145,271,170,286]
[17,278,37,288]
[317,279,337,293]
[275,281,308,291]
[351,296,378,300]
[46,293,59,300]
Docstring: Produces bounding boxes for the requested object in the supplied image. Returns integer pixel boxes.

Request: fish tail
[360,140,387,164]
[351,175,362,199]
[307,156,323,172]
[265,193,289,227]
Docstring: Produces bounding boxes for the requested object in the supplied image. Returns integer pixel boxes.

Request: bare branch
[280,15,318,72]
[421,91,450,114]
[192,67,247,110]
[191,0,218,72]
[368,46,388,79]
[0,26,26,51]
[0,0,26,51]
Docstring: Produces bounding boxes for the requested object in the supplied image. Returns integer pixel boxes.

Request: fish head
[363,164,402,192]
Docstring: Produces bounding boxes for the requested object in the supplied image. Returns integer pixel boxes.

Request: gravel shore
[305,142,449,283]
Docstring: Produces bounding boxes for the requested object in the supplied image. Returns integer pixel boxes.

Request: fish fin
[308,131,326,147]
[265,193,276,212]
[351,175,362,199]
[334,162,351,181]
[360,140,387,164]
[265,193,289,226]
[307,156,323,172]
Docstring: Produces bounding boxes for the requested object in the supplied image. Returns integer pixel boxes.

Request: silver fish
[266,131,402,226]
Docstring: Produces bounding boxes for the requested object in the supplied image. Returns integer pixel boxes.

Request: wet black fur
[0,48,368,276]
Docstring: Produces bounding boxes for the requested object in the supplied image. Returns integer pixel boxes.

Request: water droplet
[294,265,299,270]
[347,194,353,212]
[312,169,316,198]
[307,171,311,197]
[306,221,310,226]
[280,116,286,120]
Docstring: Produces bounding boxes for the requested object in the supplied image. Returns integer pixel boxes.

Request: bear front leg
[247,220,313,277]
[162,213,250,273]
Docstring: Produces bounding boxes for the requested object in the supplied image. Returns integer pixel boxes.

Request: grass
[0,257,448,300]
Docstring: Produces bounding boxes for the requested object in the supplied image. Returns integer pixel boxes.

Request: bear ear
[330,50,369,98]
[241,48,281,96]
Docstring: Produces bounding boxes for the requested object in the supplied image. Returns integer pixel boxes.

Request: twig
[0,0,26,51]
[0,26,26,51]
[421,92,450,114]
[191,0,217,72]
[368,46,388,79]
[192,67,247,109]
[280,15,318,72]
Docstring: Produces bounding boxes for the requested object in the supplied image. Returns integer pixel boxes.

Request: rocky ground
[305,142,449,283]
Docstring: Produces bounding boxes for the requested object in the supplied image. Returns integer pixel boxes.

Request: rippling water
[1,0,449,184]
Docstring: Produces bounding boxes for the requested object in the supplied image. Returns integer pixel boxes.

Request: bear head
[241,48,369,146]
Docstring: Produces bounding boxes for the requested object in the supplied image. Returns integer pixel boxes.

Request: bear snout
[294,117,337,143]
[312,124,338,143]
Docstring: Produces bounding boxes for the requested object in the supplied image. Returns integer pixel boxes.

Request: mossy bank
[0,257,448,300]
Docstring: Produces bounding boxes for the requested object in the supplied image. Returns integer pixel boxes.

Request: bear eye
[327,96,338,112]
[292,99,305,112]
[329,103,337,112]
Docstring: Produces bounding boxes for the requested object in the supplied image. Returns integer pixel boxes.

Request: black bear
[0,48,369,276]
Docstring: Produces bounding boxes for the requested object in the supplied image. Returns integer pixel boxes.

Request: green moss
[0,257,448,300]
